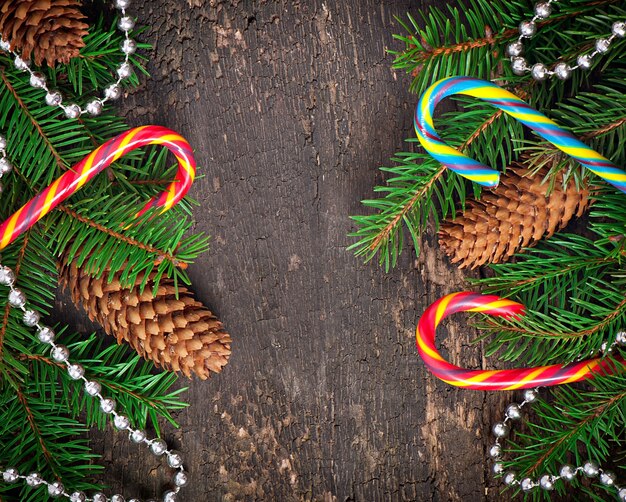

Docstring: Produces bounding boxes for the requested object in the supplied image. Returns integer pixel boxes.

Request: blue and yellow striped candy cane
[414,76,626,192]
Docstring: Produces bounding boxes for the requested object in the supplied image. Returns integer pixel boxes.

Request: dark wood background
[56,1,512,500]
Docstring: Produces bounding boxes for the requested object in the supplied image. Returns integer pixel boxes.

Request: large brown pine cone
[0,0,89,66]
[59,254,232,380]
[438,163,591,269]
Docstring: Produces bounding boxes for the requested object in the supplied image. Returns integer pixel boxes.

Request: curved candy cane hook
[0,125,196,250]
[414,76,626,192]
[416,292,624,390]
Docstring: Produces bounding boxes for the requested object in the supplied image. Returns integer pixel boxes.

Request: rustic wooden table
[56,1,512,500]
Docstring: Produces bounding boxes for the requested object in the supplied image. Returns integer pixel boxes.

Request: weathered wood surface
[56,0,512,500]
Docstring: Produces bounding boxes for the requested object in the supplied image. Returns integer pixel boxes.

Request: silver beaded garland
[490,382,626,499]
[0,0,138,118]
[509,0,626,80]
[0,252,189,501]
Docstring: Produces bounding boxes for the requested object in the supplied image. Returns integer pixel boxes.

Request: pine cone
[59,254,232,380]
[0,0,89,67]
[438,162,590,269]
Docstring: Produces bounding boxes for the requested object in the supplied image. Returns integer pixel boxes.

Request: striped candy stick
[0,125,195,250]
[414,76,626,192]
[416,292,624,390]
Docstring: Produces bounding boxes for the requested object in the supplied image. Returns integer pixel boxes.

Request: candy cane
[414,76,626,192]
[0,125,195,250]
[416,291,624,390]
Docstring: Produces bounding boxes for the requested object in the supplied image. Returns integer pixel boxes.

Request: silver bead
[69,492,86,502]
[530,63,548,81]
[117,62,133,79]
[115,0,131,8]
[539,474,554,491]
[600,471,616,486]
[0,157,12,175]
[492,422,509,438]
[0,134,8,150]
[118,16,136,31]
[150,438,167,455]
[48,481,65,497]
[583,460,599,477]
[612,21,626,38]
[67,363,85,380]
[534,2,552,19]
[503,471,516,486]
[2,467,19,483]
[52,344,70,362]
[0,265,14,285]
[173,470,188,487]
[104,84,122,100]
[37,326,55,344]
[29,72,46,89]
[493,462,504,475]
[26,472,43,486]
[128,499,140,502]
[505,403,522,420]
[121,39,137,55]
[519,21,537,38]
[92,493,107,502]
[8,288,26,307]
[520,477,535,491]
[84,380,101,396]
[163,490,178,502]
[595,38,611,54]
[617,331,626,346]
[167,450,184,468]
[114,414,130,430]
[506,41,524,57]
[45,90,63,107]
[489,444,501,458]
[577,54,593,70]
[110,495,126,502]
[131,428,146,443]
[0,39,10,51]
[619,488,626,502]
[554,62,571,80]
[64,104,81,119]
[511,57,528,75]
[86,100,103,116]
[559,464,577,481]
[100,398,116,414]
[22,309,40,327]
[14,56,30,71]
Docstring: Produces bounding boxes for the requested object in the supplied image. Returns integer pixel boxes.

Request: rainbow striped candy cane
[414,76,626,192]
[0,125,195,250]
[416,291,624,390]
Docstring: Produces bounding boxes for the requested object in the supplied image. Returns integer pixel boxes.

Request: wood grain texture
[54,0,512,500]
